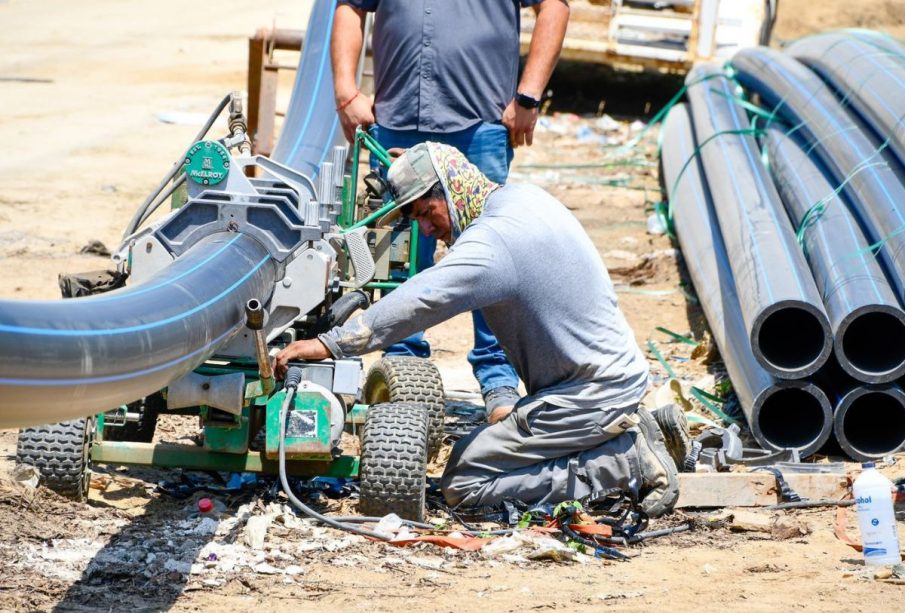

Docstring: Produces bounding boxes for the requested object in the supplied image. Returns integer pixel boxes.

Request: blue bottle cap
[861,462,876,469]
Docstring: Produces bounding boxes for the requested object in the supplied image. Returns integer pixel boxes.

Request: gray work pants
[440,400,643,508]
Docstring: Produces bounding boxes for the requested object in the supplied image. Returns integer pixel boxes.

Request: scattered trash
[244,515,273,550]
[482,531,586,563]
[10,464,39,489]
[647,212,667,235]
[597,591,643,601]
[373,513,404,537]
[79,240,111,256]
[198,498,214,513]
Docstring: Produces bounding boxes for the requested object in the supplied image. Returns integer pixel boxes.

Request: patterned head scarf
[425,142,501,244]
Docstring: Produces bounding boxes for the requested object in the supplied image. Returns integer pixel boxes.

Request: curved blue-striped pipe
[0,233,276,428]
[271,0,343,178]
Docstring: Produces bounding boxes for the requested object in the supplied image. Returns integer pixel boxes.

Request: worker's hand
[502,99,539,148]
[273,339,331,379]
[487,406,514,424]
[338,91,376,143]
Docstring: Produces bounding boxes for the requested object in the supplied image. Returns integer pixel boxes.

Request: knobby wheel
[363,357,445,460]
[16,417,96,501]
[359,402,429,522]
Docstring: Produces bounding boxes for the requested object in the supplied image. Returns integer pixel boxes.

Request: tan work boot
[634,408,680,517]
[652,404,692,470]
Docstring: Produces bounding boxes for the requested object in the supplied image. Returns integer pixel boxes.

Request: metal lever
[246,298,275,395]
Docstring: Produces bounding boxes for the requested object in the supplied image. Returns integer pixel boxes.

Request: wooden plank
[676,472,850,508]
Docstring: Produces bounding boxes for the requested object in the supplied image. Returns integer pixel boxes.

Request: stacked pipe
[662,30,905,460]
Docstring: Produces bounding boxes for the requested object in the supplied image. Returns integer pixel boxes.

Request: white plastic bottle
[853,462,901,566]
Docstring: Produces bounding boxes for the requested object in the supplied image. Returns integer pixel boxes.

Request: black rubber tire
[363,357,445,460]
[359,402,429,522]
[16,417,95,501]
[103,393,163,443]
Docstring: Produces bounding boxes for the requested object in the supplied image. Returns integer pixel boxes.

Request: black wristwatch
[515,92,541,109]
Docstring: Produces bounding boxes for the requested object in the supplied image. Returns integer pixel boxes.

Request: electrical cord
[278,367,394,541]
[276,366,517,539]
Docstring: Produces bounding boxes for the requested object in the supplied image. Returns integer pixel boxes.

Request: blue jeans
[371,122,519,394]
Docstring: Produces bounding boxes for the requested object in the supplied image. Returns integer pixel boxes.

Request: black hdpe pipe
[765,126,905,383]
[0,0,352,430]
[0,233,276,428]
[684,64,831,379]
[833,384,905,461]
[730,47,905,301]
[817,356,905,460]
[663,103,833,456]
[787,33,905,170]
[271,0,345,178]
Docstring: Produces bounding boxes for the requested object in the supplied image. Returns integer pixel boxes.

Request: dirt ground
[1,0,904,611]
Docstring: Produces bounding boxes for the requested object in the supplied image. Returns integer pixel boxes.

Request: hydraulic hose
[787,33,905,170]
[122,93,233,240]
[0,233,276,428]
[765,126,905,383]
[315,289,370,334]
[684,64,832,379]
[663,103,832,456]
[730,47,905,302]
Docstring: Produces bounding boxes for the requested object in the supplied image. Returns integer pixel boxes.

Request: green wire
[690,387,737,425]
[646,339,676,379]
[654,326,698,347]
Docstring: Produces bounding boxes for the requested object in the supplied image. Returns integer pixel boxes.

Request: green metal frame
[88,128,428,481]
[341,127,420,290]
[92,441,360,477]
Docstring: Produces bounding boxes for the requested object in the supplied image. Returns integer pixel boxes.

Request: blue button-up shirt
[341,0,543,133]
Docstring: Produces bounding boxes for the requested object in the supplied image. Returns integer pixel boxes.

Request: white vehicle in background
[522,0,777,73]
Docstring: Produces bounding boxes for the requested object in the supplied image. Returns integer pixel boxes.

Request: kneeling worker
[274,143,684,516]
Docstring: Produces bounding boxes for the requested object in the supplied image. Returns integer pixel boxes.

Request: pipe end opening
[757,386,829,451]
[839,310,905,380]
[839,390,905,458]
[756,306,829,376]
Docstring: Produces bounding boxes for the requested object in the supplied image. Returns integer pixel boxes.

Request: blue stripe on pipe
[0,235,246,308]
[716,75,811,301]
[84,235,243,304]
[770,136,880,308]
[757,53,905,235]
[699,77,777,303]
[0,326,237,387]
[0,256,270,337]
[285,1,336,171]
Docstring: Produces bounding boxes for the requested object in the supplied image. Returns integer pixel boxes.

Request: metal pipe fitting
[246,298,274,395]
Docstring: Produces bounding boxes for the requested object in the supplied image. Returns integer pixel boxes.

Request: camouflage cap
[385,143,441,211]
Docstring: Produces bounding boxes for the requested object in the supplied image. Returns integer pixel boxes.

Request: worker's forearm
[518,0,569,98]
[331,4,367,103]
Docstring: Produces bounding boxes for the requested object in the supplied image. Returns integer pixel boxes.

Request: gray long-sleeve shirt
[320,184,650,409]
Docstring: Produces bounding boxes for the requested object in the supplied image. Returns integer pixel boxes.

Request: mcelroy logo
[184,140,230,186]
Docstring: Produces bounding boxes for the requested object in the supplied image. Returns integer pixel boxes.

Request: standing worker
[331,0,571,418]
[275,143,685,515]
